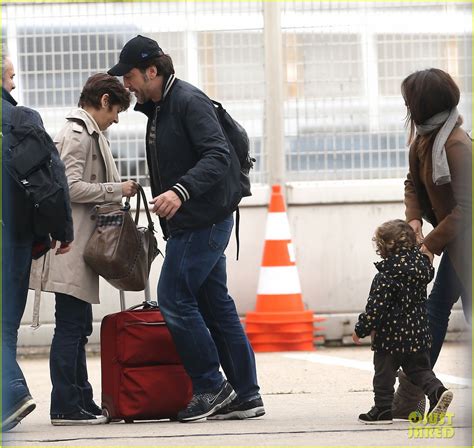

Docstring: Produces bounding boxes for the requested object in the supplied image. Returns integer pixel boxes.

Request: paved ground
[2,342,472,447]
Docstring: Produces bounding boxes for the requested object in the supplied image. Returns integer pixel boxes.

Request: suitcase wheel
[102,408,121,423]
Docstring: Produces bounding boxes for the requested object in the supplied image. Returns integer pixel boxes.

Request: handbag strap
[131,184,155,232]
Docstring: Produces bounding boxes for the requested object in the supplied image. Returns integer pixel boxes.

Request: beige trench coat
[30,109,123,304]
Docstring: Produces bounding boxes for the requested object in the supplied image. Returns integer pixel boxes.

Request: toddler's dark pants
[373,350,443,408]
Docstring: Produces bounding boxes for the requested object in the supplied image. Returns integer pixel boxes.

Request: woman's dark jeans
[427,253,469,367]
[49,293,95,415]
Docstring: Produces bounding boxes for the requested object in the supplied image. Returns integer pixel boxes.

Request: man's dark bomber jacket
[135,77,241,239]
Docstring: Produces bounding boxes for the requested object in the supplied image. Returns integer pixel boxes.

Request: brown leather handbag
[83,184,160,291]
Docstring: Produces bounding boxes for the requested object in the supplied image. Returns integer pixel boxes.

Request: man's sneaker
[2,395,36,432]
[358,406,393,424]
[208,397,265,420]
[51,409,108,426]
[177,380,236,422]
[428,387,453,417]
[392,370,426,420]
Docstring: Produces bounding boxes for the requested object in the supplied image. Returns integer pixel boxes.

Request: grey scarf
[415,107,459,186]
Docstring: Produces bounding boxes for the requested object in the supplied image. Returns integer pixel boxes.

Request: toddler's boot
[358,406,393,424]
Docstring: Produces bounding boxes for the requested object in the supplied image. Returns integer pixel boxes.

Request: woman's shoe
[392,370,426,420]
[84,401,104,416]
[428,387,453,418]
[51,408,108,426]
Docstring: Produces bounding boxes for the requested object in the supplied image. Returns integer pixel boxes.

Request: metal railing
[3,1,471,185]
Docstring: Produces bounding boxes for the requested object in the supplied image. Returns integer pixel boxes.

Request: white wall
[18,180,467,346]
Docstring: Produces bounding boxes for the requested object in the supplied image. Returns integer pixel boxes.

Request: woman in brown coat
[30,74,138,425]
[394,68,471,418]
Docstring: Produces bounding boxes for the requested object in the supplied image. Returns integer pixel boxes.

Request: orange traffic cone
[245,185,324,352]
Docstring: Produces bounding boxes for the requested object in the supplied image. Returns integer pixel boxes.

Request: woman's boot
[392,370,426,419]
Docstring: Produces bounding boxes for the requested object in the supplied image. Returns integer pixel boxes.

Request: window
[198,31,264,101]
[378,33,472,97]
[284,32,364,99]
[17,26,139,107]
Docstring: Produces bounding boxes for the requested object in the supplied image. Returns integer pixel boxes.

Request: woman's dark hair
[78,73,131,111]
[373,219,417,259]
[136,54,175,79]
[401,68,460,148]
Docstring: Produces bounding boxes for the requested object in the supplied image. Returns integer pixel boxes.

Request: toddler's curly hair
[372,219,417,259]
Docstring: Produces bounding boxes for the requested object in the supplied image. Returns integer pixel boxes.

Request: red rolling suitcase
[101,289,192,422]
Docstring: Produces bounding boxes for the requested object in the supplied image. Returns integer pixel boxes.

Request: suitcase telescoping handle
[119,281,158,311]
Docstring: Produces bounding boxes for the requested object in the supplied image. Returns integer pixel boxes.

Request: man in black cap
[109,35,264,423]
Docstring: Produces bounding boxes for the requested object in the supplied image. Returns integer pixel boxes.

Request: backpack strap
[235,207,240,261]
[211,99,223,110]
[9,103,19,122]
[9,105,29,129]
[7,104,20,131]
[31,288,42,329]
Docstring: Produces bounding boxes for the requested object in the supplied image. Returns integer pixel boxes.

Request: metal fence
[3,1,472,185]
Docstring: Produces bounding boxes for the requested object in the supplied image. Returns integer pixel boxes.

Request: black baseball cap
[108,35,164,76]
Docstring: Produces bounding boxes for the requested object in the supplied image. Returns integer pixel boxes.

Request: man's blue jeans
[158,215,260,400]
[2,236,33,417]
[427,252,469,367]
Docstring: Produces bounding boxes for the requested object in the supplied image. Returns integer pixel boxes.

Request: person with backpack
[108,35,264,422]
[29,73,137,426]
[2,53,74,432]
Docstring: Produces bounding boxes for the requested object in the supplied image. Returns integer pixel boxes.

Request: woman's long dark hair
[401,68,460,154]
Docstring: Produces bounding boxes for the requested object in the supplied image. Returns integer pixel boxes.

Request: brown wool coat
[404,126,472,296]
[29,109,123,304]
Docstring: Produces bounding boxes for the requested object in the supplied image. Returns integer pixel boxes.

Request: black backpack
[212,100,255,198]
[4,106,67,237]
[212,100,256,259]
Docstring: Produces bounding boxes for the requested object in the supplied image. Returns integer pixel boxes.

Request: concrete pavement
[3,342,472,446]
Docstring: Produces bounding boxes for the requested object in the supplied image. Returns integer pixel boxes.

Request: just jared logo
[408,412,455,439]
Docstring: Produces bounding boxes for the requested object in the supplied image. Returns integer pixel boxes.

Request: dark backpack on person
[212,100,255,198]
[4,106,68,237]
[212,100,256,259]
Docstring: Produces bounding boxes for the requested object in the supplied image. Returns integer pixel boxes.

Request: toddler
[353,219,453,424]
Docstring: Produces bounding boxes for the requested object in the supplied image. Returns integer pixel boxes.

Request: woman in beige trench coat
[30,74,138,425]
